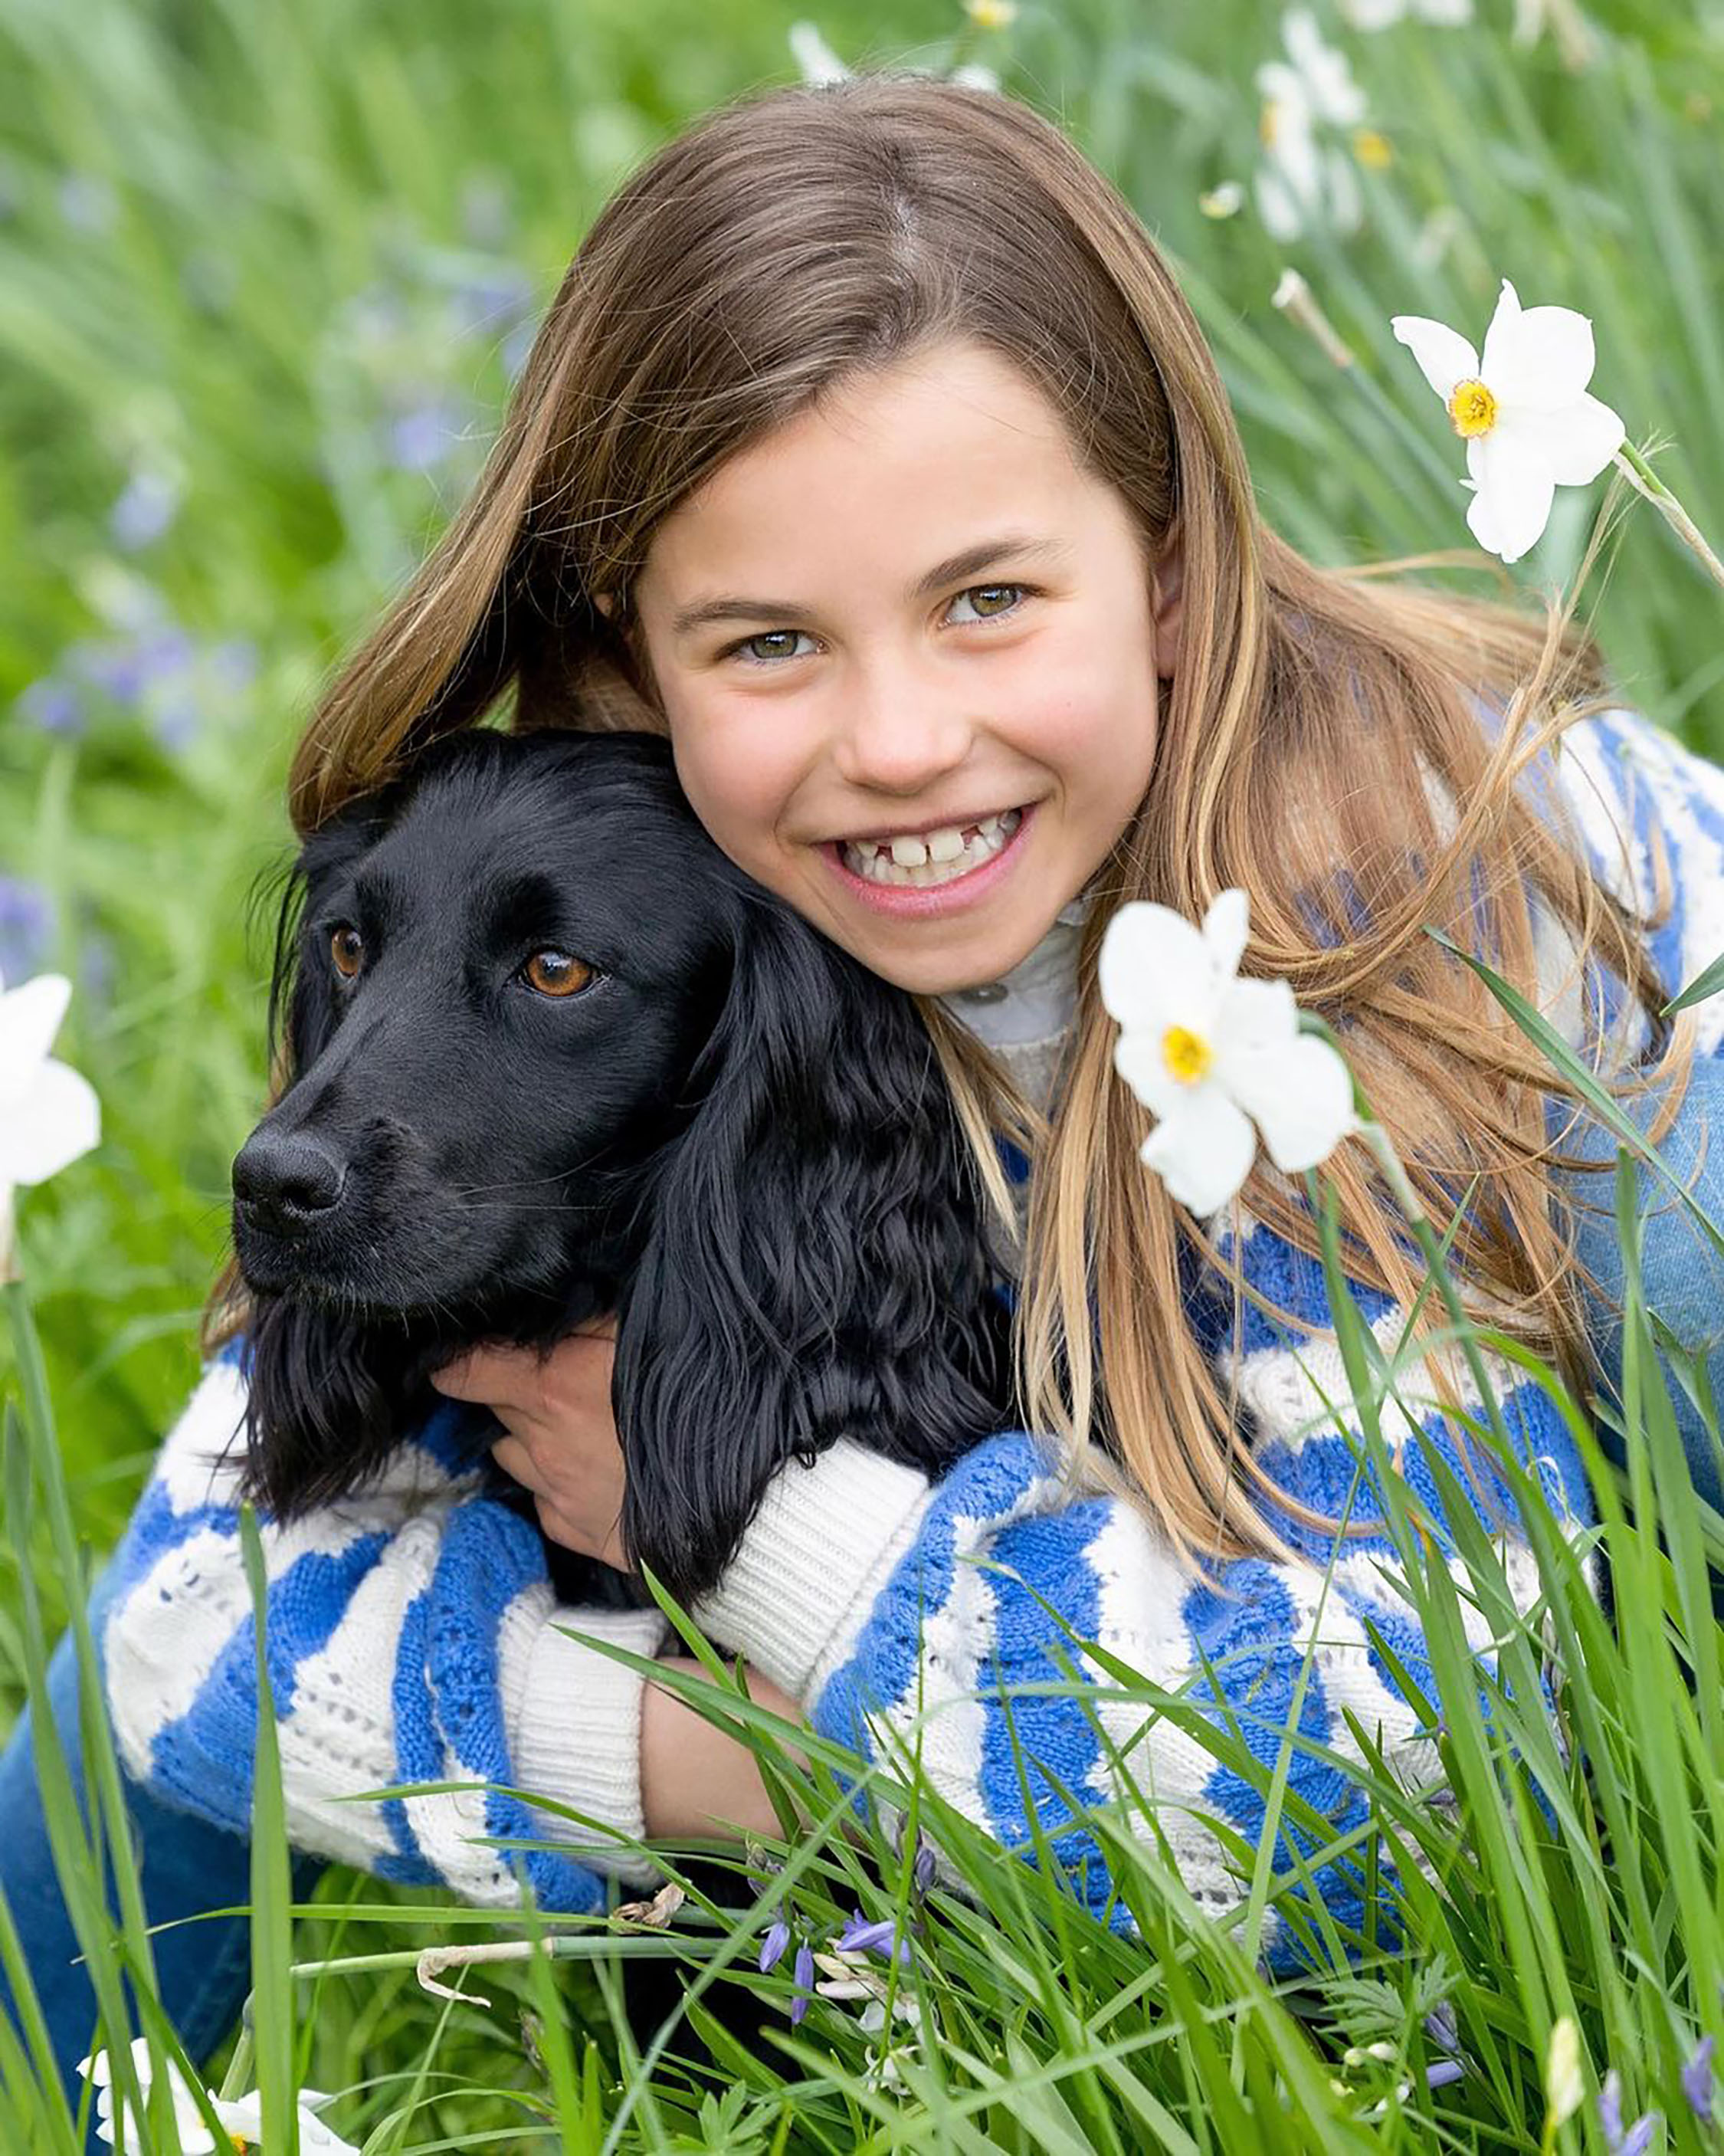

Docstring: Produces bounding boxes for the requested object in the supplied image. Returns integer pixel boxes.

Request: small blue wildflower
[17,678,84,737]
[109,469,182,551]
[789,1941,814,2026]
[207,638,259,695]
[389,399,464,474]
[1599,2068,1660,2156]
[1425,2059,1465,2092]
[0,879,53,983]
[1683,2033,1716,2122]
[152,701,199,753]
[1424,2000,1460,2056]
[445,264,535,345]
[913,1834,937,1895]
[758,1918,790,1974]
[835,1910,914,1968]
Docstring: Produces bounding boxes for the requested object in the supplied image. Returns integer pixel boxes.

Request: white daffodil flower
[79,2040,360,2154]
[787,21,849,84]
[0,969,101,1282]
[1390,277,1625,563]
[1254,12,1368,240]
[1098,890,1355,1218]
[1339,0,1472,28]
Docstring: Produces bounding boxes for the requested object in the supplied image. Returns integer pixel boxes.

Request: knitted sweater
[100,704,1724,1971]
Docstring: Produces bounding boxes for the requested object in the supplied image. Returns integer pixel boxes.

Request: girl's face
[620,340,1182,997]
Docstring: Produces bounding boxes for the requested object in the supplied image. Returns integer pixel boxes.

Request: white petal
[1389,315,1480,402]
[1414,0,1472,17]
[1140,1086,1259,1216]
[1484,297,1597,413]
[1113,1032,1189,1121]
[1228,1035,1356,1173]
[1214,975,1300,1058]
[1491,395,1624,487]
[1340,0,1406,26]
[1201,888,1250,978]
[1255,158,1310,243]
[1470,428,1556,563]
[1096,903,1218,1036]
[0,1058,102,1186]
[0,973,72,1110]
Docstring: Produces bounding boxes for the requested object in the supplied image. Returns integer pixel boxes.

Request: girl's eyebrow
[668,531,1073,638]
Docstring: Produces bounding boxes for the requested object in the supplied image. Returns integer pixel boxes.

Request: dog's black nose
[233,1131,348,1226]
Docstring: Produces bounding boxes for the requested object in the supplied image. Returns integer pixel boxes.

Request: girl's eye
[522,949,596,999]
[330,927,364,980]
[722,582,1031,666]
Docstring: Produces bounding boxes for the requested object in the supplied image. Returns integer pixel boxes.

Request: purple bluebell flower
[913,1834,937,1895]
[835,1909,915,1968]
[758,1918,790,1974]
[109,469,181,551]
[16,677,83,737]
[1424,2059,1465,2092]
[445,264,535,346]
[1424,2000,1460,2056]
[1599,2069,1660,2156]
[0,879,53,983]
[1683,2033,1716,2122]
[389,399,464,474]
[152,702,199,753]
[789,1941,814,2026]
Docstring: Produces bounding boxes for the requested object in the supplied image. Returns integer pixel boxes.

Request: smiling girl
[8,69,1724,2107]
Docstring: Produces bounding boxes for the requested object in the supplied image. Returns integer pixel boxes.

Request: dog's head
[232,727,1016,1603]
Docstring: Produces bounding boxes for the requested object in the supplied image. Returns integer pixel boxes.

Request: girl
[7,68,1724,2118]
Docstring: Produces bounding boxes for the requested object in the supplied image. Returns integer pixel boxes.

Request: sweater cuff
[512,1610,665,1887]
[688,1440,934,1702]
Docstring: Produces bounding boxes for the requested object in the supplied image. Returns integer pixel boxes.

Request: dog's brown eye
[330,927,364,980]
[523,949,594,999]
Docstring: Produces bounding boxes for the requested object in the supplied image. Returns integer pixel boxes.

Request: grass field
[3,0,1724,2145]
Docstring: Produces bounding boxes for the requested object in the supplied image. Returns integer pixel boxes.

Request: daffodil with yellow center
[1391,277,1624,563]
[1445,376,1497,435]
[1162,1024,1213,1084]
[1099,889,1355,1218]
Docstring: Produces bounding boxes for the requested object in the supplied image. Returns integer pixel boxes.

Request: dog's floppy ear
[234,800,410,1515]
[615,891,1013,1606]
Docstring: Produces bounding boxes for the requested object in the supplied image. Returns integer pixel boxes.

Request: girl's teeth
[843,809,1023,888]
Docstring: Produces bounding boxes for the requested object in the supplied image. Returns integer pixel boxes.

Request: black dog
[227,727,1016,1610]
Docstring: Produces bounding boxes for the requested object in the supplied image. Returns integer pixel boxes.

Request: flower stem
[1613,444,1724,592]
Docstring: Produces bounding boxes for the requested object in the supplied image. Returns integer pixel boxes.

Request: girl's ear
[1152,520,1185,681]
[612,894,1013,1607]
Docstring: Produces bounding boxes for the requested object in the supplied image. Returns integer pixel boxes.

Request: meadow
[2,0,1723,2145]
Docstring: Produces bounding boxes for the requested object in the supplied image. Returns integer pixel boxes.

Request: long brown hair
[210,72,1691,1571]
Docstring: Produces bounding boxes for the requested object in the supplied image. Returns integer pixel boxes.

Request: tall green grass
[3,0,1723,2145]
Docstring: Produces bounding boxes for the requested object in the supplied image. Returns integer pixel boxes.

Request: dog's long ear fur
[615,890,1014,1605]
[234,805,429,1514]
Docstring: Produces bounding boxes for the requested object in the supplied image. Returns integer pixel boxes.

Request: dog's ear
[235,1295,424,1518]
[614,892,1013,1606]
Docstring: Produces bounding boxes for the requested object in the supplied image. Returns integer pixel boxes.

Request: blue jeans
[1556,1050,1724,1513]
[0,1560,326,2143]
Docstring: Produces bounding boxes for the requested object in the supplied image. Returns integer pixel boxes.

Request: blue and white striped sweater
[100,704,1724,1971]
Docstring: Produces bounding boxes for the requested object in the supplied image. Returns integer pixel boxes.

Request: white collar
[936,884,1094,1049]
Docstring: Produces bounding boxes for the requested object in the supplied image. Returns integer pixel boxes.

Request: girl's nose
[829,660,978,796]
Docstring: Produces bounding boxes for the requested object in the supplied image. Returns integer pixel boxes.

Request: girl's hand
[429,1315,631,1570]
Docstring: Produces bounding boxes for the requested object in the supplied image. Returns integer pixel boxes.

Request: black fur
[229,727,1015,1609]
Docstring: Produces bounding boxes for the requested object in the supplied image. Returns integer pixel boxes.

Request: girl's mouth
[823,803,1037,918]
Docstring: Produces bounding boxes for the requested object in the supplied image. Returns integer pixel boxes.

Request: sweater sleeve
[100,1345,670,1905]
[690,1234,1596,1976]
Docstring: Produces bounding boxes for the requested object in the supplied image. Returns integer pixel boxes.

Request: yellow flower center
[1447,377,1497,438]
[963,0,1016,24]
[1351,126,1392,169]
[1259,99,1283,149]
[1162,1025,1212,1085]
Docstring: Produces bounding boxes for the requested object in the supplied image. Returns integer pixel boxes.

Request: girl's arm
[100,1347,670,1905]
[687,1262,1596,1977]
